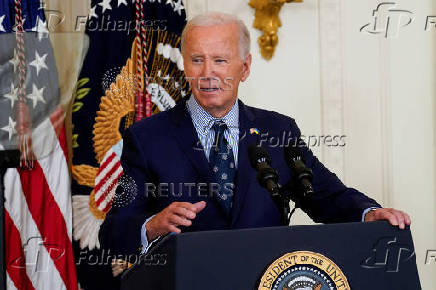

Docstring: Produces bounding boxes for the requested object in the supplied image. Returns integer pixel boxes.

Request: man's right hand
[145,201,206,242]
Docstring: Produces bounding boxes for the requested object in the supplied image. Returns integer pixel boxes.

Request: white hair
[181,12,251,59]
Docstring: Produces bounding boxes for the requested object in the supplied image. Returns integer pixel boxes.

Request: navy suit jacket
[99,99,380,255]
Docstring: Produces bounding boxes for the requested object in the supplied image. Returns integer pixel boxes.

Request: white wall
[342,1,436,287]
[386,1,436,287]
[185,0,436,288]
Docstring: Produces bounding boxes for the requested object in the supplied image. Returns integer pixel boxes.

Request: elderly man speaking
[99,12,410,255]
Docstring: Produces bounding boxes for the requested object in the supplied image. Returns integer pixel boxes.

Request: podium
[121,221,421,290]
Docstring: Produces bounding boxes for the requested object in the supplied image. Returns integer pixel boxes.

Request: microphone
[248,145,279,195]
[283,145,314,196]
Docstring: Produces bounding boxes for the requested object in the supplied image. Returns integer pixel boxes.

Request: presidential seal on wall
[258,251,350,290]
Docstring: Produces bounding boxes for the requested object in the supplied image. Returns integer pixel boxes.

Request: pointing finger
[193,201,206,213]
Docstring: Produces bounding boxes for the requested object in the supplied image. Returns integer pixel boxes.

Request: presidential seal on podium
[258,251,350,290]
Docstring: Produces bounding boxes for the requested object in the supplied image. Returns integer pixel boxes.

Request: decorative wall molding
[377,26,393,206]
[318,0,393,205]
[318,0,345,179]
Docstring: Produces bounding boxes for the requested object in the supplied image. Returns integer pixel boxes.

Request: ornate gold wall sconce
[249,0,303,60]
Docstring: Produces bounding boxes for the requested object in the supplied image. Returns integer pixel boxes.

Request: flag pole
[0,150,20,289]
[0,167,5,290]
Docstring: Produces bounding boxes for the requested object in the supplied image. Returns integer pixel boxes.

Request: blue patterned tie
[209,120,236,216]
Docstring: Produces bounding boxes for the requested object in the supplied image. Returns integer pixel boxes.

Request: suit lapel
[169,101,214,184]
[169,99,258,225]
[230,100,258,226]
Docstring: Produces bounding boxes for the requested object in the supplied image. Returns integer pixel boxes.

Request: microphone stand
[256,170,312,226]
[279,177,313,226]
[0,149,20,289]
[267,183,291,226]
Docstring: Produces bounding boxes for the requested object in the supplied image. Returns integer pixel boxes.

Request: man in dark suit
[99,12,411,256]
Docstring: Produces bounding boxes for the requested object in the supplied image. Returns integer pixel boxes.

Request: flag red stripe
[102,199,114,213]
[94,152,117,196]
[94,156,120,199]
[96,169,123,209]
[4,209,36,290]
[18,163,78,290]
[95,167,122,207]
[98,151,116,173]
[49,106,68,158]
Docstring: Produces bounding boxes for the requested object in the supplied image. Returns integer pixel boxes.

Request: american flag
[0,0,77,289]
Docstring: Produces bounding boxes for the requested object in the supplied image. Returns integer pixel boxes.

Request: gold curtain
[44,0,90,167]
